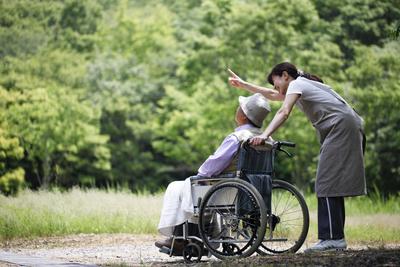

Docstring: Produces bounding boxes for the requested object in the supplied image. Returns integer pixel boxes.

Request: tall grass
[1,188,399,242]
[0,188,163,240]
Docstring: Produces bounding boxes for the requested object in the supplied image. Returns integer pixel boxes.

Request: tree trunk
[41,155,51,189]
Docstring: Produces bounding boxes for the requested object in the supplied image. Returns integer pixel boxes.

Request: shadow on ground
[147,248,400,267]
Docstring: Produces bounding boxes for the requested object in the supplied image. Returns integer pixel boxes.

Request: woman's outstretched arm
[228,69,285,101]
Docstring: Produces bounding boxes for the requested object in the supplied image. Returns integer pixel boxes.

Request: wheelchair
[159,140,310,263]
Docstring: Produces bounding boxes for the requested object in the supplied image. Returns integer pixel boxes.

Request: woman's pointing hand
[228,68,246,89]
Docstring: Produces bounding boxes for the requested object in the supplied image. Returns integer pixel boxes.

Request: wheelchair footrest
[159,246,184,256]
[159,246,170,255]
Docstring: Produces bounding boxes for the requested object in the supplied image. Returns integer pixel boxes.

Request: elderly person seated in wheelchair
[155,93,271,251]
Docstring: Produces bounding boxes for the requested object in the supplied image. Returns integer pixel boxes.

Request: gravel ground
[1,234,399,266]
[1,234,176,266]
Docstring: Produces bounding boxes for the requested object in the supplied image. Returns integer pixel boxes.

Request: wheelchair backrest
[237,141,274,174]
[237,141,274,213]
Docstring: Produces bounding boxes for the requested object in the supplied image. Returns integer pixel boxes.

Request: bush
[0,168,25,195]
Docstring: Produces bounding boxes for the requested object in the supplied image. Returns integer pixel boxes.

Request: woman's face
[271,72,291,95]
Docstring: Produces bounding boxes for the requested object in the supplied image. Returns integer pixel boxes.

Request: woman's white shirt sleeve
[286,79,305,96]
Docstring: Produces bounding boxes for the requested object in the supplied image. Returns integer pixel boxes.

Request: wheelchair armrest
[190,173,237,184]
[190,175,230,185]
[190,175,212,185]
[190,175,209,180]
[212,172,237,179]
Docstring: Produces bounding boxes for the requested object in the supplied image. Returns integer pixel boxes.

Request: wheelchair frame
[159,141,310,263]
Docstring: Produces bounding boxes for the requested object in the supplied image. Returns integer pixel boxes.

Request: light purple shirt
[197,124,255,177]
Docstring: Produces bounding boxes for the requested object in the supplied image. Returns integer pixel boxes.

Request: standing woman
[228,62,366,252]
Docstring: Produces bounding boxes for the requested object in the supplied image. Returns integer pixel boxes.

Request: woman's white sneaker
[304,239,347,253]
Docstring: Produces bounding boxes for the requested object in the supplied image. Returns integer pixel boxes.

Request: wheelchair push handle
[242,139,295,148]
[242,138,273,150]
[275,141,296,157]
[242,139,295,150]
[277,141,296,148]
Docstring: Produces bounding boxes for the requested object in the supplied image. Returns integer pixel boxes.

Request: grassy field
[0,188,163,240]
[1,188,399,244]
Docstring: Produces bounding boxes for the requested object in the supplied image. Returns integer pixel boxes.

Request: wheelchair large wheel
[198,179,267,260]
[258,179,309,254]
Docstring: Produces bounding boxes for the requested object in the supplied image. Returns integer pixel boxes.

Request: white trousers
[157,178,194,236]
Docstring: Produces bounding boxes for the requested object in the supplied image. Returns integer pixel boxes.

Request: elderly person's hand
[249,134,273,146]
[228,68,246,89]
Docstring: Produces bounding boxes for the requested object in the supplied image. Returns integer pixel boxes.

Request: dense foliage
[0,0,399,195]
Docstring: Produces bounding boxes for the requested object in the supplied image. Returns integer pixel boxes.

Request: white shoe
[304,239,347,253]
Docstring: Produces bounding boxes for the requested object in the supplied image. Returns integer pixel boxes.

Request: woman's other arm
[250,93,300,145]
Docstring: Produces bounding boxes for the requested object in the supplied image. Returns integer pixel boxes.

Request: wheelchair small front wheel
[183,243,202,263]
[257,179,309,255]
[198,179,267,260]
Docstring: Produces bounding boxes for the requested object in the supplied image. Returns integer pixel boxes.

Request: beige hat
[239,93,271,127]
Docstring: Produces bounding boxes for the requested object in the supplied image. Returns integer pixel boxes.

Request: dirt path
[1,234,399,266]
[1,234,173,266]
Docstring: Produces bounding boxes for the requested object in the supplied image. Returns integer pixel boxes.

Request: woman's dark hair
[267,62,323,85]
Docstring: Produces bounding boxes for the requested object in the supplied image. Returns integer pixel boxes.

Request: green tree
[0,0,62,57]
[0,0,399,195]
[2,86,110,188]
[347,41,400,195]
[0,94,25,195]
[312,0,400,59]
[85,3,180,190]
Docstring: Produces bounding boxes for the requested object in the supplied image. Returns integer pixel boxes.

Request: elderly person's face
[235,106,247,125]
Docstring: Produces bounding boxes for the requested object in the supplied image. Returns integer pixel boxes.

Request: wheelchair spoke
[258,180,309,255]
[199,179,267,259]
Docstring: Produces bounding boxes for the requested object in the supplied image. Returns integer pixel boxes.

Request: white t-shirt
[287,77,344,107]
[286,77,348,125]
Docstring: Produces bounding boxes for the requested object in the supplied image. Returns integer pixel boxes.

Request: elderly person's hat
[239,93,271,127]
